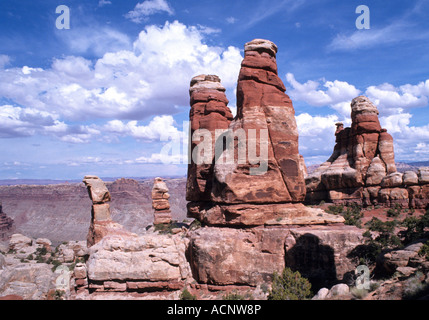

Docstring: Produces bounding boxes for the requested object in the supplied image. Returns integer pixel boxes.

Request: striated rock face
[306,96,429,208]
[0,202,14,241]
[83,176,134,247]
[186,39,335,227]
[212,38,306,204]
[85,233,191,293]
[152,178,172,225]
[187,74,233,202]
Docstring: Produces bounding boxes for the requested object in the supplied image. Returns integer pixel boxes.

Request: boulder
[381,172,404,188]
[403,171,419,186]
[9,234,32,251]
[418,167,429,185]
[86,234,191,291]
[187,225,364,288]
[82,175,111,204]
[326,283,350,298]
[0,263,54,300]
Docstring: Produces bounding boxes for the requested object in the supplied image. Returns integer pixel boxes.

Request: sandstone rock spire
[186,74,233,202]
[83,175,132,246]
[211,38,306,204]
[305,95,429,208]
[152,177,172,225]
[186,39,341,226]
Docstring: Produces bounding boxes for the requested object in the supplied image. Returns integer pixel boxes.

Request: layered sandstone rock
[187,225,364,289]
[83,176,133,247]
[152,177,172,225]
[85,233,191,293]
[187,39,340,226]
[0,202,14,241]
[306,96,429,208]
[187,74,233,202]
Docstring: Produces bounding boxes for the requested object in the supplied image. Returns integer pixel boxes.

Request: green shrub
[419,242,429,260]
[222,291,252,300]
[401,210,429,243]
[387,204,402,218]
[403,272,428,299]
[268,268,312,300]
[180,288,197,300]
[326,203,363,228]
[326,204,344,215]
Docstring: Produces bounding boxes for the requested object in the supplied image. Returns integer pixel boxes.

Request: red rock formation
[83,176,132,247]
[186,39,324,226]
[187,74,233,202]
[152,177,172,224]
[212,39,306,204]
[306,96,429,208]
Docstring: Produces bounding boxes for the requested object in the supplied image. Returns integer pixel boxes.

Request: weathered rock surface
[86,233,191,292]
[0,263,54,300]
[84,176,135,247]
[306,96,429,208]
[187,225,364,290]
[187,74,233,202]
[187,39,341,227]
[378,240,429,275]
[152,177,172,225]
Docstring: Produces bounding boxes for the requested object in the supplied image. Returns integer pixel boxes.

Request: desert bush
[419,242,429,260]
[400,210,429,244]
[222,291,253,300]
[268,268,312,300]
[365,217,401,249]
[402,272,428,299]
[326,203,363,228]
[180,288,197,300]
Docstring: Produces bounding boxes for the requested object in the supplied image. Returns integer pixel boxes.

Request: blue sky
[0,0,429,180]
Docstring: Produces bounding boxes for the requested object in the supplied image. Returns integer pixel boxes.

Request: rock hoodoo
[184,39,360,292]
[187,74,233,202]
[152,177,172,225]
[187,39,339,226]
[83,175,132,247]
[306,96,429,208]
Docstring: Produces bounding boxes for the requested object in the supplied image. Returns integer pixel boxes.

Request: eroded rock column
[152,177,172,225]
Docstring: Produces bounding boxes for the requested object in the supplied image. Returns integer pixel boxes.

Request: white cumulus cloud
[125,0,174,23]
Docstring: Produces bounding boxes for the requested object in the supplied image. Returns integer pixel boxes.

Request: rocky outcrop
[187,225,364,290]
[152,177,172,225]
[83,176,134,247]
[187,39,340,226]
[306,96,429,208]
[0,201,14,241]
[187,74,233,202]
[183,39,356,292]
[85,233,191,294]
